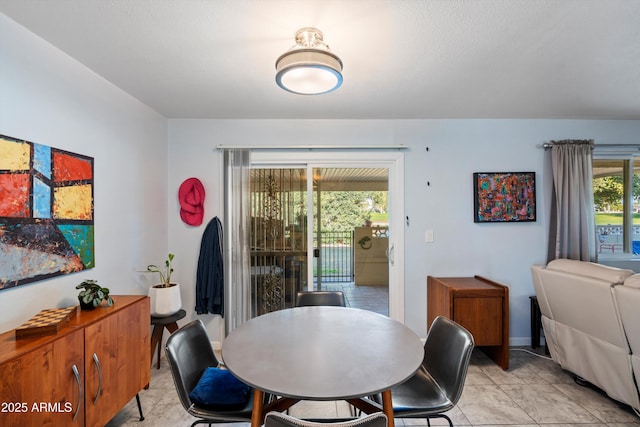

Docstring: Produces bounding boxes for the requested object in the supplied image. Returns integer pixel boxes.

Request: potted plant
[76,279,114,310]
[147,253,182,317]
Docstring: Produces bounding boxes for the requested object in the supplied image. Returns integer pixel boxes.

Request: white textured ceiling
[1,0,639,119]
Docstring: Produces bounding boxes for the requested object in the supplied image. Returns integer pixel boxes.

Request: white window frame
[594,148,639,259]
[251,149,406,323]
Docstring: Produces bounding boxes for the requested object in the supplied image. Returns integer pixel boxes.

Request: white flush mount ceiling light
[275,27,343,95]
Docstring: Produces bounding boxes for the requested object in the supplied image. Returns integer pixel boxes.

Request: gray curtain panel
[223,148,252,334]
[546,140,597,262]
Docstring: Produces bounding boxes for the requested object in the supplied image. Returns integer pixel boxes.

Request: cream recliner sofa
[531,259,640,412]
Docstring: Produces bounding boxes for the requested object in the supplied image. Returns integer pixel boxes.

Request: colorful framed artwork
[0,134,94,290]
[473,172,536,223]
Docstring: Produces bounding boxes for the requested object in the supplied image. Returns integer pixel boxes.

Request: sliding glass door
[311,167,389,315]
[246,150,404,321]
[249,168,308,316]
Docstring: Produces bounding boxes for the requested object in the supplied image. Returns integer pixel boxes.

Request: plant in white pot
[147,253,182,317]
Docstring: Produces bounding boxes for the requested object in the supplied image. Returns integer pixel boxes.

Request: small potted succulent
[76,279,114,310]
[147,253,182,317]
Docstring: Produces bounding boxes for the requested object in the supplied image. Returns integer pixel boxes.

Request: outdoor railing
[314,231,354,281]
[596,225,640,254]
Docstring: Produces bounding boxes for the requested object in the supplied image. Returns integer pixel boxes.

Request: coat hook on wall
[406,216,410,226]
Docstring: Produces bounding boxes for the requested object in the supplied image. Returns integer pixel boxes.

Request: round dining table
[222,306,424,427]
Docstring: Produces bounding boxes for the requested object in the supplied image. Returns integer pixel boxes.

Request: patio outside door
[248,162,396,318]
[311,167,390,316]
[247,147,405,323]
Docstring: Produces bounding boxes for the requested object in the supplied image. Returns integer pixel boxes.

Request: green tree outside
[315,191,388,233]
[593,174,640,225]
[593,176,623,212]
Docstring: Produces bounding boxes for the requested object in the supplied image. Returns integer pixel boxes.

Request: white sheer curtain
[223,149,251,334]
[546,139,597,262]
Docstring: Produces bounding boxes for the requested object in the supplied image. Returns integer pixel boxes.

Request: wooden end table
[427,275,509,369]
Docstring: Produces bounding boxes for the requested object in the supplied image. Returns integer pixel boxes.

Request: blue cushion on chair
[189,367,251,407]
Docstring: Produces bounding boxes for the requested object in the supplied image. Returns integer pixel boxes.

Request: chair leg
[135,393,144,421]
[427,414,453,427]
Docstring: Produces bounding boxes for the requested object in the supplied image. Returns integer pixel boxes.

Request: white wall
[168,119,640,344]
[0,14,168,333]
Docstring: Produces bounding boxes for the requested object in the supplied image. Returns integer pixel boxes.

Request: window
[594,155,640,257]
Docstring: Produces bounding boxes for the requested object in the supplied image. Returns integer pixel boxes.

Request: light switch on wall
[425,229,434,243]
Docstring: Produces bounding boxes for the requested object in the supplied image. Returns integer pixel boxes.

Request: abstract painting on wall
[473,172,536,223]
[0,134,94,289]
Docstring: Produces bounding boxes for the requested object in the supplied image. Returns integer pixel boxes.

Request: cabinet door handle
[92,353,103,404]
[71,364,83,421]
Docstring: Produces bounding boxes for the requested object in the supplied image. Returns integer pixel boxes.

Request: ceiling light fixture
[275,27,343,95]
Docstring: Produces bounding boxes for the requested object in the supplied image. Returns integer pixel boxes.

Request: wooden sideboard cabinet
[0,295,150,427]
[427,276,509,370]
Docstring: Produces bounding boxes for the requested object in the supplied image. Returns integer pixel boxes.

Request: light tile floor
[319,282,389,316]
[107,346,640,427]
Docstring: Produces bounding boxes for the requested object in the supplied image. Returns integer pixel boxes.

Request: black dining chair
[165,319,256,427]
[264,411,387,427]
[295,290,346,307]
[373,316,474,427]
[294,290,349,414]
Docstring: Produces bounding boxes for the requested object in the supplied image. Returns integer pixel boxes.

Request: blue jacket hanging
[195,216,224,315]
